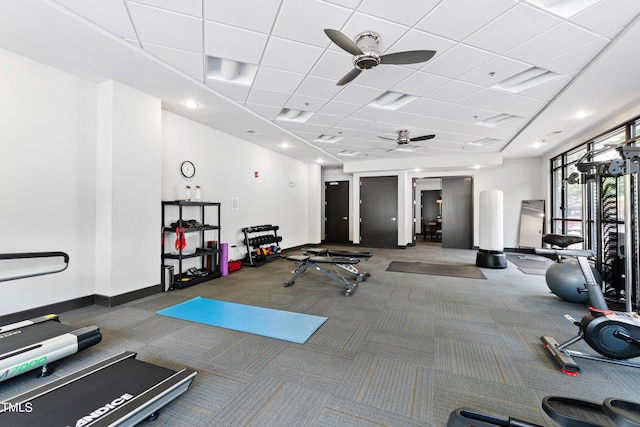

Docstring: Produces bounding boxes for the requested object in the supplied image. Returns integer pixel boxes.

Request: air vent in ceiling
[207,56,258,85]
[314,134,343,143]
[276,108,313,123]
[476,114,523,127]
[336,150,361,157]
[369,91,416,110]
[491,67,560,93]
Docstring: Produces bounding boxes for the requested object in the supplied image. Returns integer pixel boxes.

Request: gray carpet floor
[1,242,638,426]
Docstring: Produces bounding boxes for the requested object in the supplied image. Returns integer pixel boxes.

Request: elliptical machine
[538,235,640,375]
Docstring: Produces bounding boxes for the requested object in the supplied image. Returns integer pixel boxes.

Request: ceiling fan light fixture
[206,56,257,86]
[491,67,559,93]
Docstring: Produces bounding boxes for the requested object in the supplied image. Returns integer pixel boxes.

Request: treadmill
[0,314,101,382]
[0,351,197,426]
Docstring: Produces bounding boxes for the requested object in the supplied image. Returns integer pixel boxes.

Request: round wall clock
[180,160,195,178]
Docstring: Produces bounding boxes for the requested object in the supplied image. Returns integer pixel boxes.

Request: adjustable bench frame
[304,248,372,282]
[285,255,361,296]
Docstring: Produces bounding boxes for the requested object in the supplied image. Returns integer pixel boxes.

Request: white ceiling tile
[285,94,327,112]
[204,0,280,34]
[263,37,325,75]
[458,56,530,87]
[245,103,281,120]
[485,94,546,117]
[253,67,306,93]
[246,87,291,108]
[400,97,449,115]
[204,22,268,64]
[128,2,202,52]
[324,0,360,9]
[350,106,393,121]
[306,113,344,127]
[416,0,516,41]
[406,115,447,129]
[422,44,496,79]
[205,80,250,103]
[319,100,366,117]
[427,80,483,103]
[571,0,640,36]
[505,22,599,65]
[464,3,561,54]
[128,0,202,17]
[456,89,512,109]
[431,104,483,121]
[376,110,421,127]
[518,75,572,101]
[541,37,610,76]
[55,0,137,39]
[142,42,204,77]
[359,0,440,27]
[391,71,449,97]
[333,84,384,105]
[297,76,345,100]
[273,0,353,47]
[334,117,374,131]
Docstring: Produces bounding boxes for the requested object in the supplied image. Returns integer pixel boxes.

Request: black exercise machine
[536,235,640,375]
[0,314,101,382]
[447,395,640,427]
[284,248,373,296]
[0,351,197,426]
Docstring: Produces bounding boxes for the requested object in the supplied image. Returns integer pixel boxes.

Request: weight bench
[285,255,362,296]
[303,248,372,282]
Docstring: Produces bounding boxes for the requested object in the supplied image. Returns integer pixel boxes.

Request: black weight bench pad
[309,256,360,265]
[287,255,310,262]
[305,248,372,259]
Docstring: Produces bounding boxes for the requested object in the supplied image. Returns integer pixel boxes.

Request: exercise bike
[537,234,640,375]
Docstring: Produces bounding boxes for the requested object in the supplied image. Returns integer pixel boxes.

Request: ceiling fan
[324,29,436,85]
[379,129,435,145]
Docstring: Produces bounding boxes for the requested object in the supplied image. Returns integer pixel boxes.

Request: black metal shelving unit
[162,201,221,289]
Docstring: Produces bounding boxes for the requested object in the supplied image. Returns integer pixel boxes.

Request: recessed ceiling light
[280,142,289,149]
[573,111,590,119]
[184,100,199,109]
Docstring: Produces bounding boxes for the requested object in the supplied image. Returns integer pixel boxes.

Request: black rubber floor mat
[386,261,486,279]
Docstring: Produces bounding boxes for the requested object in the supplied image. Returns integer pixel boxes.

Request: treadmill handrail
[0,251,70,282]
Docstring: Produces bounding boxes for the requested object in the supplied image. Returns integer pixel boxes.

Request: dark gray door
[360,176,398,248]
[441,177,473,249]
[325,181,349,243]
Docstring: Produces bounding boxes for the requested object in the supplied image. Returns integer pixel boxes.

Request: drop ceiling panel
[505,22,599,65]
[128,0,203,17]
[272,0,352,47]
[390,71,449,97]
[541,37,610,76]
[204,22,268,64]
[54,0,137,39]
[423,44,496,79]
[203,0,281,33]
[142,42,204,78]
[457,89,513,109]
[127,2,203,52]
[571,0,640,36]
[262,37,325,75]
[358,0,440,27]
[297,76,346,100]
[252,67,306,93]
[416,0,516,41]
[246,87,291,108]
[464,3,560,54]
[457,56,530,87]
[427,80,483,103]
[486,95,546,118]
[205,80,250,103]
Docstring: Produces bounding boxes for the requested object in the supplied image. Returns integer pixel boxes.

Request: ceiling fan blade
[410,134,435,142]
[377,136,397,141]
[380,50,436,65]
[324,29,363,56]
[336,68,362,86]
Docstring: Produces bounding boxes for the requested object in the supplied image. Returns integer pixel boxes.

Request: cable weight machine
[570,144,640,312]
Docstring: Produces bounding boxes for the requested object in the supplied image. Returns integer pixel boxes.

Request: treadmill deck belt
[1,357,177,426]
[0,321,74,356]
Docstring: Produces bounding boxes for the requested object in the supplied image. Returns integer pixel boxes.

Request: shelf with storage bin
[161,201,221,289]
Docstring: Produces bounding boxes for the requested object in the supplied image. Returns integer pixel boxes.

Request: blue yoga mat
[156,297,327,344]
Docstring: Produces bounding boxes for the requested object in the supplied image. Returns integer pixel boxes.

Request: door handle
[342,217,348,220]
[391,217,397,221]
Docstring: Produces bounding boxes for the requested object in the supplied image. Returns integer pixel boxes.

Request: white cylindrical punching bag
[476,190,507,268]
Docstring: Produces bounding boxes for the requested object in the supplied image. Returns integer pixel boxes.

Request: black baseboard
[0,295,96,325]
[95,283,163,308]
[0,284,164,324]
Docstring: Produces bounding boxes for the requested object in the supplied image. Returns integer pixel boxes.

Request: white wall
[161,111,315,260]
[0,48,97,315]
